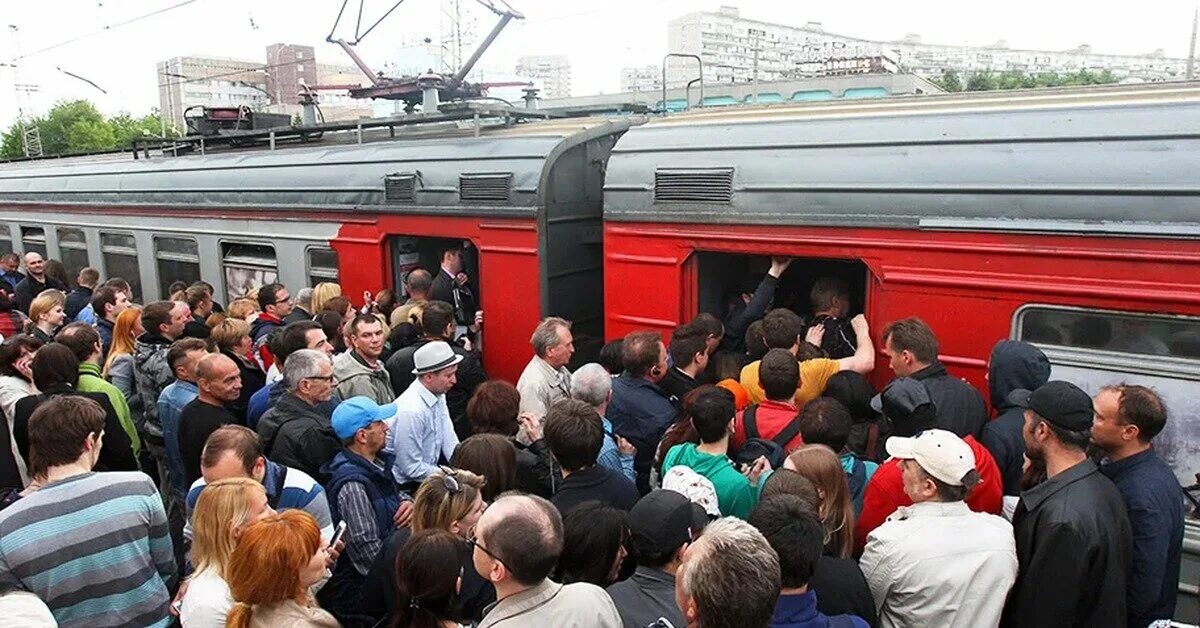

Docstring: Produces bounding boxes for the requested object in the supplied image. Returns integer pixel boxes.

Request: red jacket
[731,399,804,453]
[854,435,1003,554]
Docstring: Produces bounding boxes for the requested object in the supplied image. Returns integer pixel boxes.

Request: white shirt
[390,379,458,486]
[859,500,1018,628]
[180,567,232,628]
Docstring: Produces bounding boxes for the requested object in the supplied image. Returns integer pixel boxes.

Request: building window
[306,247,339,288]
[20,226,46,258]
[0,225,12,257]
[101,232,143,302]
[296,64,304,72]
[155,236,201,299]
[1016,305,1200,360]
[221,242,277,303]
[57,228,90,287]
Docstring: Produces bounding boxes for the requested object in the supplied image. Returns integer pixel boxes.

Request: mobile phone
[171,599,183,613]
[329,520,347,548]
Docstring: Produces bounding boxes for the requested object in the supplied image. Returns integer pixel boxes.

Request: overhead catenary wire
[5,0,202,65]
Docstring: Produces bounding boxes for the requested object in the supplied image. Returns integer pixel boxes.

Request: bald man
[13,252,66,313]
[177,353,243,487]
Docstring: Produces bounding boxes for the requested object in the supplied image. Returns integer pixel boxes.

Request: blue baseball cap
[332,396,397,440]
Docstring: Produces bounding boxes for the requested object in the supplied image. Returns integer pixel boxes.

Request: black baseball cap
[1008,380,1093,431]
[630,490,708,559]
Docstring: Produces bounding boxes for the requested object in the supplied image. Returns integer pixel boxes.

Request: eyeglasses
[304,374,337,383]
[275,296,292,305]
[467,534,506,569]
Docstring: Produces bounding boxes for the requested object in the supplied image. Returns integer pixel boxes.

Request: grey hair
[295,287,314,309]
[570,363,612,408]
[283,348,331,391]
[530,317,571,358]
[680,517,781,628]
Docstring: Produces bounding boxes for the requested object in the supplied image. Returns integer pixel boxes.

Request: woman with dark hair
[554,501,631,587]
[450,433,516,502]
[391,530,472,628]
[0,335,41,488]
[823,371,890,463]
[466,379,559,498]
[0,292,27,340]
[43,260,70,292]
[11,343,138,477]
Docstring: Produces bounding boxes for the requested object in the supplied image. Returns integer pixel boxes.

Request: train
[1,82,1199,618]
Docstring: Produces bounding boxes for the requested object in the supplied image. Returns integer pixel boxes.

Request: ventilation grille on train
[654,167,735,203]
[459,173,512,202]
[384,172,418,203]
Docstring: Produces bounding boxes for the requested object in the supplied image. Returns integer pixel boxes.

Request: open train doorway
[389,235,482,338]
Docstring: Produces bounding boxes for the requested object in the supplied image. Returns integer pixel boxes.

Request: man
[740,308,875,408]
[859,429,1017,628]
[389,268,433,328]
[181,284,213,339]
[516,316,574,419]
[78,277,131,328]
[607,489,708,628]
[546,398,639,515]
[0,396,175,627]
[322,396,406,620]
[133,300,192,495]
[807,277,859,359]
[0,252,23,293]
[334,314,394,405]
[250,282,292,371]
[732,348,803,452]
[474,493,621,628]
[55,322,142,463]
[13,252,66,313]
[246,320,336,427]
[190,280,223,314]
[1001,381,1132,628]
[283,286,314,324]
[64,266,99,320]
[256,349,343,482]
[609,330,678,494]
[750,495,870,628]
[797,397,877,515]
[177,353,242,488]
[675,517,781,628]
[980,340,1051,496]
[186,424,334,542]
[386,301,487,439]
[90,284,131,357]
[880,317,988,439]
[855,377,1003,551]
[660,386,771,518]
[157,338,210,498]
[571,362,636,483]
[391,341,462,489]
[431,246,480,336]
[720,257,792,354]
[661,323,708,401]
[1091,384,1183,628]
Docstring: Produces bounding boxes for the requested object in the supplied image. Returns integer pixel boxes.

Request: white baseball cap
[885,429,976,486]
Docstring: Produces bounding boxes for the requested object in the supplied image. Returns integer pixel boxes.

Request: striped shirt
[0,471,176,628]
[185,460,334,542]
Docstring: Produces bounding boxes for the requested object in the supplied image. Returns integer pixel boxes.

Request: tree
[935,69,963,92]
[0,100,172,159]
[966,71,997,91]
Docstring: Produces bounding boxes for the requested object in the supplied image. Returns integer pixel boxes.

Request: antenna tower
[440,0,476,75]
[7,25,42,158]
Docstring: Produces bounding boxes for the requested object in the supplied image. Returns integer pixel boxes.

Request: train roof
[0,113,641,215]
[603,81,1200,236]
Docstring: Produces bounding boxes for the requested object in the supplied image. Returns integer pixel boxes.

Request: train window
[1016,305,1200,360]
[221,242,277,303]
[306,247,339,287]
[20,227,46,258]
[101,232,143,302]
[57,228,89,288]
[154,236,202,299]
[0,225,13,257]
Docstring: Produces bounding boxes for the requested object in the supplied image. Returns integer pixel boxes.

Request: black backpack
[733,404,803,470]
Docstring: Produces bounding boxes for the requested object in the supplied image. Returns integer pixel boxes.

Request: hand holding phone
[329,520,348,548]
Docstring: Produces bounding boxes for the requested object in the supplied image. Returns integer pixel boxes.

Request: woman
[0,291,28,340]
[25,290,65,344]
[210,318,266,423]
[362,467,493,624]
[181,477,275,628]
[785,444,855,559]
[13,343,138,474]
[226,510,336,628]
[311,282,342,315]
[0,335,41,489]
[44,260,70,291]
[227,298,260,322]
[372,289,398,322]
[554,502,631,587]
[322,296,354,325]
[391,530,472,628]
[103,306,144,424]
[450,434,516,502]
[466,380,559,498]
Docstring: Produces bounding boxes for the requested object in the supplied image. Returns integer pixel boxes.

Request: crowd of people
[0,248,1186,628]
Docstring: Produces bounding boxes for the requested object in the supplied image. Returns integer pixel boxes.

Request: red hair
[225,510,321,628]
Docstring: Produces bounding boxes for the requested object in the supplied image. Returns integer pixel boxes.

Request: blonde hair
[310,282,342,315]
[103,306,142,377]
[28,290,65,326]
[226,298,260,321]
[786,444,855,559]
[411,467,484,533]
[210,318,252,353]
[190,477,265,579]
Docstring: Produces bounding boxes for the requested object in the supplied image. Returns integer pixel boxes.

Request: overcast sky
[1,0,1195,129]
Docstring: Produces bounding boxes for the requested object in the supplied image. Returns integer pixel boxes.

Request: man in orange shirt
[740,308,875,410]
